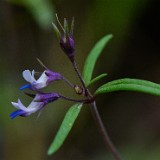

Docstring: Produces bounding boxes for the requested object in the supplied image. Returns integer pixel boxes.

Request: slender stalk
[62,77,75,88]
[72,60,87,91]
[72,59,122,160]
[60,94,87,103]
[90,101,122,160]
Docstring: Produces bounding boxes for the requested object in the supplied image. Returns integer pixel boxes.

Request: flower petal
[17,99,28,111]
[45,70,62,83]
[36,71,48,84]
[10,110,27,119]
[19,84,32,90]
[27,101,44,111]
[22,70,36,83]
[11,99,28,111]
[32,71,48,89]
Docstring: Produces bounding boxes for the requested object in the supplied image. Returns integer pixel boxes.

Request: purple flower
[52,15,75,62]
[20,69,62,90]
[10,92,60,119]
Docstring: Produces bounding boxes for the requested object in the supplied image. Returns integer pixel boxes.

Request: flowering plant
[10,15,160,160]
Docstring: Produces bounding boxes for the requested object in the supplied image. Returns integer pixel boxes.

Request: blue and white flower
[20,70,62,90]
[10,92,60,119]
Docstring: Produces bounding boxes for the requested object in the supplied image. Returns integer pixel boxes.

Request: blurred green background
[1,0,160,159]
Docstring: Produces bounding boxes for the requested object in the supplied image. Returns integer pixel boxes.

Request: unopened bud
[74,85,84,95]
[52,15,75,62]
[60,36,75,61]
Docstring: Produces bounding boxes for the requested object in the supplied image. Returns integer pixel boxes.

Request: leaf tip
[47,148,54,156]
[107,34,113,39]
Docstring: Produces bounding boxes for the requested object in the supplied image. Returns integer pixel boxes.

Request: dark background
[0,0,160,159]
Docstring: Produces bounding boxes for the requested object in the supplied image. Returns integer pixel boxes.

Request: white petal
[31,70,35,77]
[28,101,41,109]
[22,70,36,83]
[27,101,44,113]
[36,72,48,84]
[17,99,28,111]
[11,98,44,116]
[11,102,20,109]
[11,99,27,111]
[34,72,48,89]
[34,82,46,89]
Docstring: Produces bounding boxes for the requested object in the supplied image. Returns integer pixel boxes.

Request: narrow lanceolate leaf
[95,78,160,96]
[87,73,108,87]
[82,34,113,86]
[47,103,83,155]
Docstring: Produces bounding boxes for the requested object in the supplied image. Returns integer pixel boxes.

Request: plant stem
[72,60,122,160]
[90,101,122,160]
[60,94,88,103]
[72,60,87,91]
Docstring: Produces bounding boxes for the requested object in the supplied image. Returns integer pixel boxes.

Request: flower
[52,15,75,62]
[20,69,62,90]
[10,92,60,119]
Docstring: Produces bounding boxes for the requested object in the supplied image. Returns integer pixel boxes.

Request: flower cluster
[10,69,62,119]
[10,16,87,119]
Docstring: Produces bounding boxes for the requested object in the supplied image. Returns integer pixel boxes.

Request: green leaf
[82,34,113,86]
[87,73,108,87]
[47,103,83,155]
[95,78,160,96]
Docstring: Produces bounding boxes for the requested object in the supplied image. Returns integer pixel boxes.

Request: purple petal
[35,92,60,103]
[45,70,62,83]
[60,36,75,62]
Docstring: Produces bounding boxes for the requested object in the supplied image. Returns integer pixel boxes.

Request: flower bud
[52,15,75,62]
[60,36,75,62]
